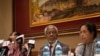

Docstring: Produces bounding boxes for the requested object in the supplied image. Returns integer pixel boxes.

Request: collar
[85,42,94,47]
[49,40,58,47]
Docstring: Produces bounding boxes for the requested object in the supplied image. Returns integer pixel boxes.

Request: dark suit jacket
[39,41,69,56]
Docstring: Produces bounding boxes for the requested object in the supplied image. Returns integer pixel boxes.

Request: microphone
[27,39,35,56]
[0,39,4,47]
[16,34,24,45]
[1,41,10,56]
[0,39,4,53]
[0,40,4,44]
[28,39,35,49]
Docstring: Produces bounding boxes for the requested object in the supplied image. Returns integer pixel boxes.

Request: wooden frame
[29,0,100,27]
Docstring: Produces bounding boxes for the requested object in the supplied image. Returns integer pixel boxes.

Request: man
[39,25,69,56]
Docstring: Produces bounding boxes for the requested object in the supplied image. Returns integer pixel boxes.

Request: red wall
[13,0,100,35]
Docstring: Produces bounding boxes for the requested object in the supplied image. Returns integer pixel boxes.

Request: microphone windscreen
[2,41,10,47]
[0,39,4,44]
[28,40,35,49]
[28,40,35,44]
[16,34,24,45]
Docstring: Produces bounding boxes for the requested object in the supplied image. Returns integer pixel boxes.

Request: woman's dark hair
[9,32,21,37]
[80,22,97,39]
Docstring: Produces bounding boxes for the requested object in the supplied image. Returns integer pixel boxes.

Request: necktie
[49,45,52,56]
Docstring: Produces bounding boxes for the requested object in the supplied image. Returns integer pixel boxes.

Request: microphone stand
[27,39,35,56]
[27,48,32,56]
[1,48,6,56]
[1,46,9,56]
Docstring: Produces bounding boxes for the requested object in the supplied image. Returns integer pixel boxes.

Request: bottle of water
[94,38,100,56]
[43,44,50,56]
[55,43,62,56]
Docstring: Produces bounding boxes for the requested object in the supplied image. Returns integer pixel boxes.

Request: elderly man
[39,25,69,56]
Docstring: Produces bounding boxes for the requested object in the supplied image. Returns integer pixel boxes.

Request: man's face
[45,28,58,44]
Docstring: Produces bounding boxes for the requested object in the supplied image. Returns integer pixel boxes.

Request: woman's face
[80,25,94,44]
[10,34,16,41]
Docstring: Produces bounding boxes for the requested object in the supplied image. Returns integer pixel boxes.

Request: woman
[8,32,27,56]
[75,22,97,56]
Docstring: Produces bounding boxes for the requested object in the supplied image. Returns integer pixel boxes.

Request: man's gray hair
[44,25,58,34]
